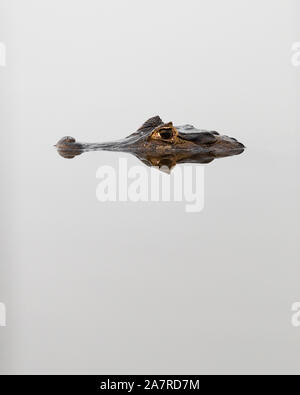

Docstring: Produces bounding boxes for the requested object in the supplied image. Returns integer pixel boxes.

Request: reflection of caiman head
[55,116,245,171]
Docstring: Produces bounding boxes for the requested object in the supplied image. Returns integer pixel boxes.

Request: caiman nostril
[56,136,76,147]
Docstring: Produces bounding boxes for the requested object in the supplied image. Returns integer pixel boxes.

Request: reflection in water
[55,116,245,172]
[56,146,245,172]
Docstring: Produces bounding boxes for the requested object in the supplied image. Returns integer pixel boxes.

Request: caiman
[55,116,245,171]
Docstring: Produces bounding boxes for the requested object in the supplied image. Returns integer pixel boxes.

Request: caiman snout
[55,136,83,159]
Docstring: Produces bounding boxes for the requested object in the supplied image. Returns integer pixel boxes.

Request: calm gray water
[0,0,299,374]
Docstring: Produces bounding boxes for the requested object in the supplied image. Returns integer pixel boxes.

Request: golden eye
[159,129,173,139]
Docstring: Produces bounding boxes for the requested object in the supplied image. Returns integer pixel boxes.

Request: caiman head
[55,116,245,171]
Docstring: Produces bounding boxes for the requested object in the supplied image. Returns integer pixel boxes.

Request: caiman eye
[150,123,178,143]
[159,129,173,140]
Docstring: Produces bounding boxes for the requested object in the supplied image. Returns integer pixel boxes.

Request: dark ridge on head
[178,131,218,145]
[137,116,163,132]
[126,116,164,138]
